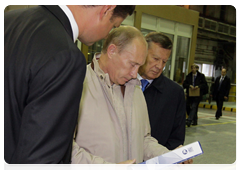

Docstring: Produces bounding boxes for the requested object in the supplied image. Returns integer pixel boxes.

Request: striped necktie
[193,74,196,87]
[218,77,224,90]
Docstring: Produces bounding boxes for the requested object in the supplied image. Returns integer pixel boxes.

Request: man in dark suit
[183,64,208,127]
[4,5,135,163]
[211,68,231,120]
[138,32,186,150]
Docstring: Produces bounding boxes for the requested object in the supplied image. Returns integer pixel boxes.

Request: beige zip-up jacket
[71,54,169,164]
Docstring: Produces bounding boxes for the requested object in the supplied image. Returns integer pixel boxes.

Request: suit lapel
[42,5,73,41]
[216,76,221,88]
[151,74,165,93]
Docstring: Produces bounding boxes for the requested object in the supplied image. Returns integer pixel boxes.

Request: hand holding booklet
[140,141,203,164]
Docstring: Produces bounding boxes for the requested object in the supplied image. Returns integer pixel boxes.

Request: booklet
[140,141,203,164]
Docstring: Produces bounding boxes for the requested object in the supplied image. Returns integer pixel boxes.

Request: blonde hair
[191,64,197,69]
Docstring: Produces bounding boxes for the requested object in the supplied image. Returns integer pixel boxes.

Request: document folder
[189,88,200,96]
[140,141,203,164]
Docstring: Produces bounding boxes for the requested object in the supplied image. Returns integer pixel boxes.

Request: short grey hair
[102,26,146,54]
[145,32,172,50]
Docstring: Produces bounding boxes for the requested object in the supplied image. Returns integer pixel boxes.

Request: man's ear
[99,5,116,20]
[107,44,117,59]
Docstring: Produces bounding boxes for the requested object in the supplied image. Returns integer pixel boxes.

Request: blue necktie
[141,79,149,92]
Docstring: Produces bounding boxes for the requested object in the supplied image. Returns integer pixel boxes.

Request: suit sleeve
[11,49,86,163]
[225,77,231,97]
[199,74,208,90]
[213,77,219,97]
[143,103,169,161]
[183,75,190,89]
[165,87,186,150]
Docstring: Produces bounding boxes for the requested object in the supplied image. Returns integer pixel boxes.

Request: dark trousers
[187,97,201,123]
[216,93,224,118]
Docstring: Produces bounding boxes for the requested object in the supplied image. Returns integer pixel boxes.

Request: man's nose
[130,67,138,79]
[156,61,163,69]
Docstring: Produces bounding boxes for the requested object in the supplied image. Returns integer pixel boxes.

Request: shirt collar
[137,74,154,85]
[138,73,164,93]
[59,5,79,42]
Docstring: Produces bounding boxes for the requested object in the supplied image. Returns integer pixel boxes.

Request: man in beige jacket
[71,26,169,164]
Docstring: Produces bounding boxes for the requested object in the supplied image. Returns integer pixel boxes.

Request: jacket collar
[150,74,165,93]
[59,5,79,42]
[42,5,73,41]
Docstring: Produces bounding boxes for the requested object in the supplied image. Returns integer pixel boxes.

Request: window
[195,63,215,77]
[195,63,202,72]
[174,36,190,84]
[202,64,214,77]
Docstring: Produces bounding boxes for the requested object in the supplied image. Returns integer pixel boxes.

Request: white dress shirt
[220,76,225,82]
[59,5,79,42]
[137,73,153,89]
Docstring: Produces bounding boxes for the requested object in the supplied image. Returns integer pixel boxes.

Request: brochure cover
[189,88,200,96]
[140,141,203,164]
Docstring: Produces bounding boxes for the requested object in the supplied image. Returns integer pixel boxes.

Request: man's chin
[77,38,94,46]
[83,42,94,46]
[148,75,157,80]
[119,80,129,86]
[150,72,161,79]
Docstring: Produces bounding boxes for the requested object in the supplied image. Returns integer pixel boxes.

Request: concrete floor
[200,101,236,109]
[184,107,236,164]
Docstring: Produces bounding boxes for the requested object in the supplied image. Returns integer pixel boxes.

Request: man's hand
[115,159,136,170]
[194,86,199,89]
[190,85,198,90]
[170,159,193,170]
[224,96,228,100]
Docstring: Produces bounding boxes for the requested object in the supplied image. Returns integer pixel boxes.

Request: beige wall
[5,5,199,70]
[82,5,199,70]
[134,5,199,74]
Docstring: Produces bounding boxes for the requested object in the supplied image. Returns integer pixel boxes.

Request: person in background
[191,64,208,124]
[186,64,200,119]
[211,68,231,120]
[72,26,172,164]
[4,5,135,163]
[138,32,186,150]
[183,64,208,127]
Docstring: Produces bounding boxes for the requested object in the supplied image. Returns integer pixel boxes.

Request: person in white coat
[71,26,170,164]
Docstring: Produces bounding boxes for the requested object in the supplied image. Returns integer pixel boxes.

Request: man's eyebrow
[152,54,168,61]
[131,61,141,65]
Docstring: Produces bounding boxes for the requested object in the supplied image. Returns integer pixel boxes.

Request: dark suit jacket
[183,71,208,98]
[4,6,86,163]
[213,75,231,100]
[143,74,186,150]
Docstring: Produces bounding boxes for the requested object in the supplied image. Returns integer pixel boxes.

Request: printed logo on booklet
[128,142,203,170]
